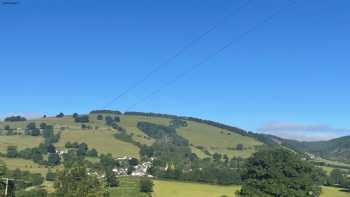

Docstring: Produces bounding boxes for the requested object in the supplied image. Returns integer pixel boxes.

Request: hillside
[264,135,350,164]
[0,111,349,196]
[0,111,264,161]
[1,111,350,168]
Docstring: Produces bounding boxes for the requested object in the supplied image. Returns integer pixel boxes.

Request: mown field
[153,180,240,197]
[321,186,350,197]
[110,177,348,197]
[110,177,239,197]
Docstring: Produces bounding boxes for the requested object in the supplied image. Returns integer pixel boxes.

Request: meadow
[0,157,61,175]
[321,186,350,197]
[110,178,348,197]
[55,128,140,158]
[0,135,43,153]
[153,180,240,197]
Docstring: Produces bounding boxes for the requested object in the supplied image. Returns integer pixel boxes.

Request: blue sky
[1,0,349,140]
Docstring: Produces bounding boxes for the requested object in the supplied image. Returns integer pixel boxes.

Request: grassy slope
[0,113,264,176]
[177,120,262,158]
[0,157,61,175]
[0,116,141,158]
[0,135,43,153]
[119,115,262,158]
[0,114,263,159]
[321,186,350,197]
[56,129,140,158]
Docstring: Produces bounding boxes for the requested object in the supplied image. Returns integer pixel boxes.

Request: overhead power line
[102,0,254,109]
[125,0,296,111]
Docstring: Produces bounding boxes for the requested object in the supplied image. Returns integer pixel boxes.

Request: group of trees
[50,157,153,197]
[0,161,46,196]
[326,169,350,188]
[65,142,98,157]
[40,123,61,144]
[137,121,243,185]
[74,115,90,123]
[5,144,61,166]
[0,125,21,136]
[137,121,189,146]
[53,160,108,197]
[169,118,188,129]
[90,110,122,115]
[237,149,325,197]
[4,116,27,122]
[25,122,40,136]
[148,151,244,185]
[104,115,120,126]
[56,113,64,118]
[4,123,62,166]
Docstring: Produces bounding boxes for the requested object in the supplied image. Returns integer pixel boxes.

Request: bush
[114,116,120,122]
[97,115,103,120]
[7,146,17,158]
[236,144,244,150]
[139,178,154,193]
[26,122,36,130]
[86,148,98,157]
[48,153,60,166]
[46,170,57,181]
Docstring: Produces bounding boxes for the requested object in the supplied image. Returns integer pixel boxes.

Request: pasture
[56,129,140,158]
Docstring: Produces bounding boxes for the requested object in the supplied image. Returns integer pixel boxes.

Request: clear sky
[1,0,349,141]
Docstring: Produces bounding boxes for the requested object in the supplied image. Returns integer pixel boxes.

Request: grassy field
[321,186,350,197]
[177,120,262,158]
[110,177,240,197]
[0,135,44,153]
[22,176,350,197]
[0,157,61,175]
[153,180,240,197]
[56,129,140,158]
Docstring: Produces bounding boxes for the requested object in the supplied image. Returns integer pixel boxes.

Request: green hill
[0,111,349,196]
[0,111,264,161]
[264,135,350,164]
[1,111,349,167]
